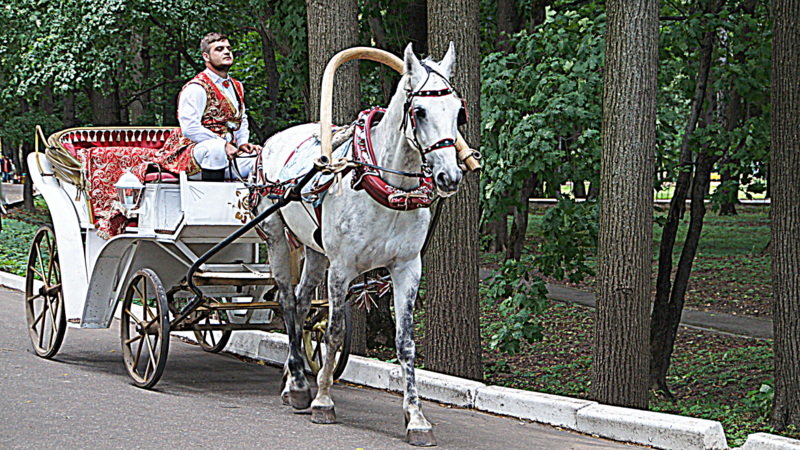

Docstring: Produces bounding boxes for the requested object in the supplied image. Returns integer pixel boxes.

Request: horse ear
[404,43,425,87]
[439,42,456,78]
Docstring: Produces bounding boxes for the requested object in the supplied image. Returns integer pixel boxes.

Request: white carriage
[24,125,351,388]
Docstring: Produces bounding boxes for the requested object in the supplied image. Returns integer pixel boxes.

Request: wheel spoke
[133,327,145,372]
[124,334,143,345]
[29,265,46,282]
[35,244,47,287]
[31,302,47,329]
[143,328,157,371]
[124,308,142,325]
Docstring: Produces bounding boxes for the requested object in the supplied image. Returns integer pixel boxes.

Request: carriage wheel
[24,226,66,359]
[303,302,352,380]
[120,269,170,389]
[192,308,232,353]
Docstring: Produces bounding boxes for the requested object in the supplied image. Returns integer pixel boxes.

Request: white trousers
[191,139,255,178]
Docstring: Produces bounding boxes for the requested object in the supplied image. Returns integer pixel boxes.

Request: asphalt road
[0,287,636,449]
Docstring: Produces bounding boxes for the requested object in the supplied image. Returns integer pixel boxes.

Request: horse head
[402,42,465,196]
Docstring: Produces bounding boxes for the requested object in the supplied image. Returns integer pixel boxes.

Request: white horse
[257,43,465,446]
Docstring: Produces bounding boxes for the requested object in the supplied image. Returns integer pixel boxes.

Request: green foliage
[0,219,39,276]
[537,199,597,283]
[481,255,548,355]
[480,5,604,223]
[745,382,774,421]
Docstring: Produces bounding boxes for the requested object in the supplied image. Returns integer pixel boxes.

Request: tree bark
[770,0,800,430]
[89,81,123,126]
[255,8,281,137]
[496,0,523,52]
[62,92,76,128]
[161,52,181,126]
[129,27,151,124]
[507,173,537,261]
[591,0,658,409]
[305,0,360,124]
[423,0,483,381]
[649,0,720,393]
[306,0,363,351]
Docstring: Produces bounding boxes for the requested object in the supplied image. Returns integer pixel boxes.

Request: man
[154,32,260,180]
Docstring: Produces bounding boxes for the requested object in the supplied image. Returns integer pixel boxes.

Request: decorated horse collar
[352,108,435,211]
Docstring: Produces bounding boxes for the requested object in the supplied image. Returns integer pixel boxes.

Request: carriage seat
[143,169,179,183]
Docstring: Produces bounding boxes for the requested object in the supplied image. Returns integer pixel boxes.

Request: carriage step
[192,263,275,286]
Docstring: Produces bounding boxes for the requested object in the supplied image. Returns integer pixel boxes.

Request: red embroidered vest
[147,71,246,175]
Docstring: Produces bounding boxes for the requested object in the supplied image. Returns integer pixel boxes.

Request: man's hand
[225,142,239,158]
[238,143,262,154]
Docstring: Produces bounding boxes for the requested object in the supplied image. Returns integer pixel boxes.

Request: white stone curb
[737,433,800,450]
[475,385,596,429]
[575,404,728,449]
[4,270,800,450]
[0,271,25,292]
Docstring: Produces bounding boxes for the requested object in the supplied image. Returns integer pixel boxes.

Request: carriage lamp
[115,170,144,210]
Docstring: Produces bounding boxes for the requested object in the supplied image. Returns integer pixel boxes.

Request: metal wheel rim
[303,303,352,380]
[24,226,66,358]
[120,269,170,389]
[192,307,232,353]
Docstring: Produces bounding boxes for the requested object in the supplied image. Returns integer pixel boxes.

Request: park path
[478,269,773,340]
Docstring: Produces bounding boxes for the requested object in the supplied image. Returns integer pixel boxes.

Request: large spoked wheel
[120,269,170,389]
[192,308,232,353]
[303,302,352,380]
[25,226,66,359]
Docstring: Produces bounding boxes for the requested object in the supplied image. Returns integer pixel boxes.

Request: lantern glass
[114,170,144,210]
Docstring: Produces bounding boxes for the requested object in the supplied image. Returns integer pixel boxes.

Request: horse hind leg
[310,266,354,424]
[390,259,435,446]
[261,216,311,409]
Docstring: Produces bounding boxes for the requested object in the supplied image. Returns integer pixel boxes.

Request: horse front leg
[310,265,354,424]
[261,217,311,409]
[390,257,435,446]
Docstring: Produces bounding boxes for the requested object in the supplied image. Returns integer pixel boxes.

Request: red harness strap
[351,108,435,210]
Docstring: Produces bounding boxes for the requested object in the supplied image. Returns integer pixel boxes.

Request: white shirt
[177,68,250,147]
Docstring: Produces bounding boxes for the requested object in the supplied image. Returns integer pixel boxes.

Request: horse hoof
[289,388,312,410]
[280,389,291,406]
[311,405,336,424]
[406,428,436,447]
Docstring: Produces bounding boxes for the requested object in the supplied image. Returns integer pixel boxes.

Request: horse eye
[414,107,426,119]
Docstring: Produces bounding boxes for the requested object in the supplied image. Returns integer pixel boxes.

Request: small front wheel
[25,226,66,359]
[120,269,170,389]
[192,307,232,353]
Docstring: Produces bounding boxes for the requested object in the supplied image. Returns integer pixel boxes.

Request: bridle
[401,63,468,161]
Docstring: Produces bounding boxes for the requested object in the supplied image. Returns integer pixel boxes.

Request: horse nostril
[436,172,448,187]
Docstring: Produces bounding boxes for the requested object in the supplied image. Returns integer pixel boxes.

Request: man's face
[204,39,233,72]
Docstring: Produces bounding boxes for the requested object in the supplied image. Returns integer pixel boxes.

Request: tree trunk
[496,0,522,52]
[485,214,509,253]
[651,150,717,394]
[255,9,281,137]
[591,0,657,409]
[162,52,181,126]
[649,0,720,393]
[306,0,362,351]
[306,0,360,124]
[129,27,151,124]
[770,0,800,430]
[89,82,122,126]
[424,0,483,381]
[63,92,76,128]
[506,173,537,261]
